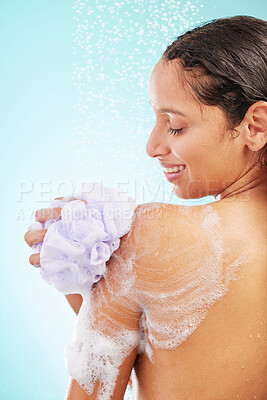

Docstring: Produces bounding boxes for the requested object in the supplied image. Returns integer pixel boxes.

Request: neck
[215,164,267,203]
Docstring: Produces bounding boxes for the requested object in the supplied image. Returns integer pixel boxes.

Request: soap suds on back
[65,203,251,398]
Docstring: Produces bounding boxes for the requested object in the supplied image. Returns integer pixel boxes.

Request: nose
[146,121,170,158]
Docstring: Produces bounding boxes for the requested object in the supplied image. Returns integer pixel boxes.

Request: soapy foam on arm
[64,212,143,399]
[65,297,140,399]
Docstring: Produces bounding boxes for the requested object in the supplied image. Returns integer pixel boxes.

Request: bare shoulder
[132,201,196,232]
[111,202,231,281]
[127,202,219,273]
[132,201,217,240]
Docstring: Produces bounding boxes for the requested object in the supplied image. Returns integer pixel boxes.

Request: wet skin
[25,195,267,399]
[132,197,267,400]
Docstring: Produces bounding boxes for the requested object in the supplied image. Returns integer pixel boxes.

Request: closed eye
[169,128,183,136]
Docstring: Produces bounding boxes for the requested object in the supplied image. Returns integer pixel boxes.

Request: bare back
[132,200,267,400]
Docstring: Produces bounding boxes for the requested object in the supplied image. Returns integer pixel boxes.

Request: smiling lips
[159,162,186,174]
[163,165,185,173]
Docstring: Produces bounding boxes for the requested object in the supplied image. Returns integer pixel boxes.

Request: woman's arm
[65,294,83,315]
[25,200,141,397]
[64,207,143,399]
[65,348,137,400]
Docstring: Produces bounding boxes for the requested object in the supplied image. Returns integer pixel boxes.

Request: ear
[242,101,267,151]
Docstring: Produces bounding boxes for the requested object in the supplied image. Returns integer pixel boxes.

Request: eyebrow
[149,100,187,117]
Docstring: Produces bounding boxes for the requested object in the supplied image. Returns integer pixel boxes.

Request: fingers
[26,196,87,270]
[29,253,41,268]
[35,207,62,222]
[24,229,47,247]
[25,228,46,268]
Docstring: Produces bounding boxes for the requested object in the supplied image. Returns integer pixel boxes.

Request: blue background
[0,0,266,398]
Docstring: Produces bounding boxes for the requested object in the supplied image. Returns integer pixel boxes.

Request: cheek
[171,140,202,165]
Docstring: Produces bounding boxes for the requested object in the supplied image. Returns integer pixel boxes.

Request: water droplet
[257,333,261,338]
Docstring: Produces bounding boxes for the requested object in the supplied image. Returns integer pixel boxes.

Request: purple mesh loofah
[27,182,137,295]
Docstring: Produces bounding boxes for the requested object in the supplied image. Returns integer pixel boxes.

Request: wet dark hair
[162,15,267,168]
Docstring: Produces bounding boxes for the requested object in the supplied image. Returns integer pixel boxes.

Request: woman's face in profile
[146,60,247,199]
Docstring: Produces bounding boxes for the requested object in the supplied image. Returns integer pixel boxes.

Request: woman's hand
[24,196,86,314]
[24,197,87,267]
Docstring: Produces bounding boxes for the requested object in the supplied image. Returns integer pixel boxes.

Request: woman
[25,15,267,399]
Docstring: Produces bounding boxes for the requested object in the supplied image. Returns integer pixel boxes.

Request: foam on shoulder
[130,204,250,352]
